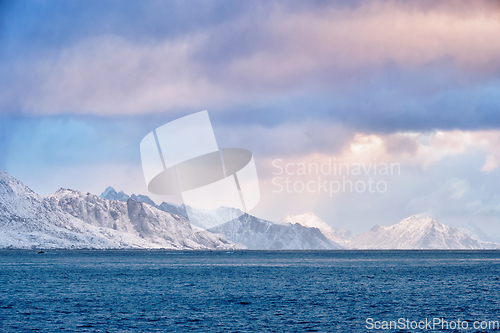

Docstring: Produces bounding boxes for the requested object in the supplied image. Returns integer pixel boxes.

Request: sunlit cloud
[1,0,500,118]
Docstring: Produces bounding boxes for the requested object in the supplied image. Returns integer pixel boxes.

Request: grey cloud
[1,0,500,134]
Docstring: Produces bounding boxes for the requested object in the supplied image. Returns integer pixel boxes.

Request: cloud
[481,155,498,172]
[1,0,500,134]
[213,120,356,158]
[250,128,500,184]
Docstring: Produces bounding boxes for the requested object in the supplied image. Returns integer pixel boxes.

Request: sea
[1,250,499,332]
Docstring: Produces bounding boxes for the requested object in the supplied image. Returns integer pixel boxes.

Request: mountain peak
[280,213,332,235]
[101,186,116,196]
[99,187,130,202]
[48,188,97,202]
[100,186,117,197]
[0,170,38,198]
[55,188,77,194]
[280,212,352,246]
[370,225,383,232]
[350,215,495,249]
[398,215,435,225]
[130,194,157,207]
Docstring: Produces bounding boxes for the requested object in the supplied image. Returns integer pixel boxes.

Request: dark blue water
[1,250,499,332]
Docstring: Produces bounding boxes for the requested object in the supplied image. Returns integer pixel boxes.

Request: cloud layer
[1,0,500,132]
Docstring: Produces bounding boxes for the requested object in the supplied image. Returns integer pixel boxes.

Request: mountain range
[99,186,343,250]
[348,215,499,249]
[0,171,238,250]
[1,170,498,250]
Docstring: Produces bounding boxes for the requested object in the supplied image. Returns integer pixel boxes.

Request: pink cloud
[2,0,500,115]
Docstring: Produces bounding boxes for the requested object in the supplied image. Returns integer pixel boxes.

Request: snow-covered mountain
[100,186,189,219]
[100,188,500,250]
[0,171,149,249]
[280,212,352,246]
[100,186,131,202]
[100,187,244,229]
[0,171,241,250]
[349,216,500,249]
[3,171,498,250]
[100,188,344,249]
[49,188,240,250]
[209,213,344,250]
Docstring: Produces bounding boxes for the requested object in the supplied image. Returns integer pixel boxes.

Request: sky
[1,0,500,234]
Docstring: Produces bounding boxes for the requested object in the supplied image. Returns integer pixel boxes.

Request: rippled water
[1,250,499,332]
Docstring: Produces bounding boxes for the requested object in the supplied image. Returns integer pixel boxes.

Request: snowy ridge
[209,213,344,250]
[48,188,241,249]
[279,212,500,249]
[100,186,130,202]
[2,171,499,250]
[280,212,352,246]
[103,187,345,249]
[349,215,500,249]
[0,171,242,250]
[100,186,189,219]
[100,186,247,227]
[0,173,155,249]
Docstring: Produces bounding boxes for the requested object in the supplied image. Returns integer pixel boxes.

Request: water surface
[1,250,499,332]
